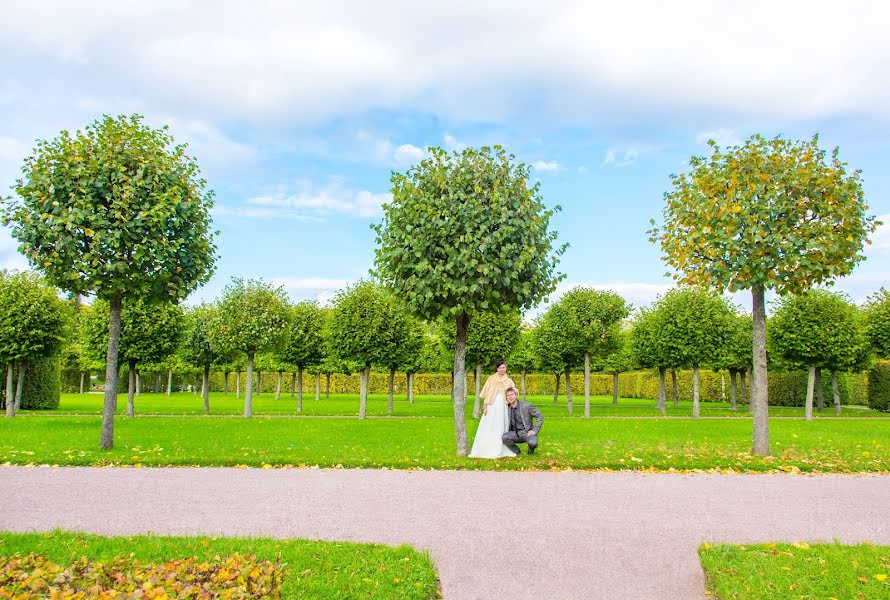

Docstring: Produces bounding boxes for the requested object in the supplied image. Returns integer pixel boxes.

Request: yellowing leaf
[875,574,887,582]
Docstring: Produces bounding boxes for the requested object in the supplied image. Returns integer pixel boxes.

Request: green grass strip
[699,542,890,599]
[0,531,439,599]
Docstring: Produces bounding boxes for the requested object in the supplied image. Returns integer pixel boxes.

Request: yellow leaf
[701,543,712,550]
[876,574,888,582]
[793,542,810,549]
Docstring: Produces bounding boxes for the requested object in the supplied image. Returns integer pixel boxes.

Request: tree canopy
[864,288,890,359]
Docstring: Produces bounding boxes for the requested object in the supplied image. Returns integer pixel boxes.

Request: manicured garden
[699,542,889,599]
[0,531,439,599]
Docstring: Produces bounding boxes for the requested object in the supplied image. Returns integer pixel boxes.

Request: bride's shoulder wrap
[480,374,516,405]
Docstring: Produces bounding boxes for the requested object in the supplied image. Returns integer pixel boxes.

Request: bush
[0,357,60,410]
[867,361,890,412]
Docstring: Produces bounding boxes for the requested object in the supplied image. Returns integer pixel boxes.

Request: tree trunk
[452,312,470,455]
[612,372,619,405]
[236,371,241,399]
[135,370,141,396]
[80,371,85,394]
[14,361,27,411]
[584,352,591,419]
[521,368,527,402]
[5,363,14,417]
[472,362,482,419]
[671,370,679,407]
[326,373,331,399]
[730,369,737,411]
[832,370,841,414]
[315,373,321,401]
[740,370,747,406]
[692,364,700,419]
[553,372,560,404]
[657,367,666,415]
[359,363,370,419]
[256,371,261,396]
[166,369,172,397]
[244,352,254,418]
[805,365,815,421]
[202,365,210,414]
[297,366,303,413]
[223,371,229,395]
[408,371,414,404]
[388,368,395,414]
[275,371,282,400]
[750,286,770,455]
[565,368,573,415]
[100,297,123,449]
[815,367,824,412]
[290,372,296,398]
[127,361,136,418]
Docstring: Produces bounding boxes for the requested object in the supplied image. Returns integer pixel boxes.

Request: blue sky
[1,1,888,315]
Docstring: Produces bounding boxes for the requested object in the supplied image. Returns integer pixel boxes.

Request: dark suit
[502,400,543,454]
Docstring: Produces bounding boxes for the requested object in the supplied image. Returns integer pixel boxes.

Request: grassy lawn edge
[0,530,440,599]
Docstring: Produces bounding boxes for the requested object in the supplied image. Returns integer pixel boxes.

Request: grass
[699,542,890,599]
[1,412,887,472]
[0,531,439,599]
[24,391,890,419]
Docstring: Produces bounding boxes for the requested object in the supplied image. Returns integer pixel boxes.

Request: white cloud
[241,179,391,220]
[163,118,256,169]
[533,160,560,172]
[443,133,467,152]
[211,205,324,221]
[0,227,29,272]
[271,276,353,305]
[577,165,588,174]
[870,214,890,252]
[603,147,639,168]
[393,143,426,166]
[696,128,741,148]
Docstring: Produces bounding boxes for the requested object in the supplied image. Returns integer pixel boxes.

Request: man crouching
[502,387,544,455]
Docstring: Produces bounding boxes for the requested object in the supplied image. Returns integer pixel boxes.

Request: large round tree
[373,146,565,455]
[182,303,225,414]
[650,135,879,454]
[1,114,216,448]
[864,289,890,359]
[281,301,326,413]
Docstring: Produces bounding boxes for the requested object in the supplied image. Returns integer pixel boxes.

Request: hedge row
[75,366,873,407]
[868,361,890,412]
[0,357,61,410]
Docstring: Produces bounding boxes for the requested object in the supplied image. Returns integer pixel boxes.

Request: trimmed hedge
[0,357,61,410]
[867,361,890,412]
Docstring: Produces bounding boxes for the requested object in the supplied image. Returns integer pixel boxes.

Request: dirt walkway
[1,467,888,599]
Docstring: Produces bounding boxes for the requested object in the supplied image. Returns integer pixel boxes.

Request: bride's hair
[494,358,506,369]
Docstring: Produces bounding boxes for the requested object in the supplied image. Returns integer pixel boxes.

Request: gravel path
[1,467,888,599]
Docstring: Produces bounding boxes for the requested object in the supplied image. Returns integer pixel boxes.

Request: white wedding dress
[469,391,516,458]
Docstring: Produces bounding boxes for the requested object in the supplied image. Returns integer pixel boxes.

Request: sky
[1,0,888,316]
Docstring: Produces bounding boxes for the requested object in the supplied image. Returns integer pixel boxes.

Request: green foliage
[20,356,61,410]
[83,298,183,367]
[599,330,635,374]
[534,301,585,372]
[0,271,69,364]
[282,301,326,369]
[868,361,890,412]
[651,287,736,368]
[768,370,868,407]
[2,114,217,303]
[717,315,753,371]
[209,278,290,357]
[464,310,522,368]
[182,304,223,369]
[373,145,565,320]
[651,135,879,294]
[629,307,664,369]
[398,316,427,372]
[559,287,630,360]
[508,327,537,373]
[864,288,890,359]
[769,290,870,371]
[327,281,406,368]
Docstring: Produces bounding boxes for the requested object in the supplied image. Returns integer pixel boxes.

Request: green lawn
[1,413,887,472]
[0,531,439,599]
[699,542,890,599]
[26,391,890,419]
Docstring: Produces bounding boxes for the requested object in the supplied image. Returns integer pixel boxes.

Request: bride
[469,358,517,458]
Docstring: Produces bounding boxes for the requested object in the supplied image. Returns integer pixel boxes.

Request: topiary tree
[182,304,224,414]
[373,145,565,455]
[558,288,630,417]
[327,281,405,419]
[83,298,183,417]
[650,135,879,454]
[864,289,890,360]
[770,290,871,419]
[629,306,673,414]
[715,315,753,411]
[463,310,522,418]
[598,330,635,405]
[281,301,326,413]
[534,301,585,414]
[393,315,425,411]
[508,326,537,401]
[208,278,289,418]
[2,114,216,447]
[0,271,69,416]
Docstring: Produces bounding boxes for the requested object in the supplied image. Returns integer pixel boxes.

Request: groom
[502,387,544,455]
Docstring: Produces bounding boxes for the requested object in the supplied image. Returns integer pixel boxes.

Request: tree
[83,298,183,417]
[373,145,565,455]
[598,330,635,405]
[770,290,870,418]
[864,289,890,359]
[629,307,672,415]
[396,316,426,409]
[327,281,405,419]
[464,310,521,418]
[0,272,68,416]
[208,278,289,418]
[182,304,224,414]
[558,288,630,417]
[508,326,537,401]
[281,301,325,413]
[716,315,753,411]
[2,114,216,448]
[650,135,879,454]
[534,301,585,414]
[651,287,736,418]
